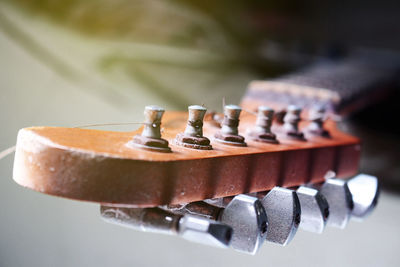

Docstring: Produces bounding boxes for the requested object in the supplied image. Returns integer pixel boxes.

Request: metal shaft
[100,206,232,248]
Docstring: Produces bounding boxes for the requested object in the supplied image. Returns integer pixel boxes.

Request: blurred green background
[1,1,400,266]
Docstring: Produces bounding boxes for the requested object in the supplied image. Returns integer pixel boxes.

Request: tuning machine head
[306,105,330,137]
[130,105,171,152]
[220,194,268,254]
[347,174,379,220]
[319,178,354,229]
[179,215,233,248]
[260,187,301,246]
[296,186,329,233]
[100,206,232,248]
[178,194,268,254]
[283,105,306,141]
[214,105,246,146]
[175,105,212,150]
[248,106,279,144]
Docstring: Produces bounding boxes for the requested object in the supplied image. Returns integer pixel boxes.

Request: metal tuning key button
[306,106,330,137]
[347,174,379,220]
[319,178,354,229]
[131,105,171,152]
[214,105,246,146]
[175,194,268,255]
[283,105,306,141]
[258,187,301,246]
[248,106,279,144]
[100,206,232,248]
[220,195,268,254]
[175,105,212,150]
[296,186,329,234]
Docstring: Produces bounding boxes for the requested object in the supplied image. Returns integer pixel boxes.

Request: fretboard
[242,52,400,116]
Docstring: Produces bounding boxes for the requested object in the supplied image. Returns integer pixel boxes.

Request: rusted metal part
[283,105,306,141]
[131,105,171,152]
[130,135,171,152]
[175,132,212,150]
[214,132,246,146]
[182,201,222,220]
[214,105,246,146]
[248,131,279,144]
[306,106,331,138]
[175,105,213,150]
[214,105,246,147]
[248,106,279,144]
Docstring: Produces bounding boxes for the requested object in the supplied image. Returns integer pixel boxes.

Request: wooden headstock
[13,105,360,207]
[23,55,400,207]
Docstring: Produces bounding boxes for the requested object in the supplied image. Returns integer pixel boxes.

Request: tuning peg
[319,178,354,229]
[296,186,329,233]
[258,187,301,246]
[214,105,246,146]
[306,105,330,137]
[347,174,379,220]
[175,194,268,254]
[248,106,279,144]
[175,105,212,150]
[221,195,268,254]
[283,105,306,140]
[131,105,171,152]
[100,206,232,248]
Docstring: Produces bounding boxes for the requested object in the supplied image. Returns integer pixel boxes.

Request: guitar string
[73,122,145,129]
[0,146,16,161]
[0,109,327,162]
[1,98,255,161]
[0,122,146,161]
[221,96,257,116]
[0,121,161,161]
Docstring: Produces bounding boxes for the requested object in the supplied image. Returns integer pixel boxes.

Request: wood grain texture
[13,111,360,207]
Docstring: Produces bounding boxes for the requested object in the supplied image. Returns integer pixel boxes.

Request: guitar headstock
[13,55,388,253]
[13,103,360,207]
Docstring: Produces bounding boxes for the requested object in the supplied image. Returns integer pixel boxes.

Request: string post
[306,105,330,137]
[283,105,306,141]
[175,105,212,150]
[248,106,279,144]
[214,105,246,146]
[130,105,171,152]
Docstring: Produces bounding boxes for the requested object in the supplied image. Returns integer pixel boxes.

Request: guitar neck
[242,52,400,116]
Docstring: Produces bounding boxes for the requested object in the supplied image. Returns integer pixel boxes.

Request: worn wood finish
[13,111,360,207]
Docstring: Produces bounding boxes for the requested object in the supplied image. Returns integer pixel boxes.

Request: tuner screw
[248,106,279,144]
[214,105,246,146]
[130,105,171,152]
[283,105,306,140]
[306,106,330,137]
[175,105,212,150]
